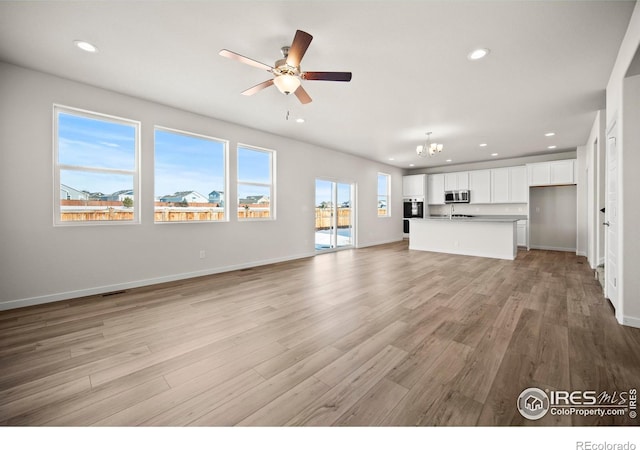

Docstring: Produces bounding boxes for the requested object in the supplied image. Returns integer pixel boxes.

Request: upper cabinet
[419,160,573,206]
[402,174,426,198]
[550,160,575,185]
[510,166,528,203]
[491,167,510,204]
[444,171,469,191]
[468,169,492,204]
[527,159,575,186]
[491,166,528,204]
[528,163,550,186]
[427,174,445,205]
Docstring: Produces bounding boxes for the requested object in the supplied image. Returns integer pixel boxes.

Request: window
[237,145,275,220]
[377,173,390,217]
[154,127,227,223]
[54,105,140,225]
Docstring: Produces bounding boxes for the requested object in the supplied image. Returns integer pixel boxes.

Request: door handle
[603,222,610,227]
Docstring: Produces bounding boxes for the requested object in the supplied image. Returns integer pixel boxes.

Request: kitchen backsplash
[429,203,528,216]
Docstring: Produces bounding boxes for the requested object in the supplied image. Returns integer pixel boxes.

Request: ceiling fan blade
[302,71,352,82]
[294,85,312,104]
[241,79,274,96]
[286,30,313,67]
[219,49,273,72]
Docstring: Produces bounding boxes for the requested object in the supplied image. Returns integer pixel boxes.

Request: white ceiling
[0,1,635,169]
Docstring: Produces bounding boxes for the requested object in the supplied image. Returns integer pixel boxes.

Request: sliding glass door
[315,179,354,251]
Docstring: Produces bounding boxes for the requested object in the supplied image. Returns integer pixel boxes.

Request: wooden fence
[315,208,352,230]
[60,204,385,226]
[61,210,134,222]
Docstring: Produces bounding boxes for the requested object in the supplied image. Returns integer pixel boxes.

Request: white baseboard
[529,245,577,252]
[0,251,316,312]
[622,315,640,329]
[576,251,587,257]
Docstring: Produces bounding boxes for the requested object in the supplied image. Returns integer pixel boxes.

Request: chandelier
[416,132,443,157]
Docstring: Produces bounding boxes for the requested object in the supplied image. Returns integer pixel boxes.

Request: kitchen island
[409,216,526,260]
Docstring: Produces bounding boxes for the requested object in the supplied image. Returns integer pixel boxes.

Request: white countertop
[413,215,527,223]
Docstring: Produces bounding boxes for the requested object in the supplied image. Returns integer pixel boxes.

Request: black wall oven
[403,198,424,233]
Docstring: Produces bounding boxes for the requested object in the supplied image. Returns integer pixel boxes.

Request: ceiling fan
[219,30,352,104]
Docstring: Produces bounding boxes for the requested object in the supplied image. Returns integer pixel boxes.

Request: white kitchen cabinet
[510,166,528,203]
[550,160,575,185]
[528,163,550,186]
[444,173,456,191]
[491,166,528,204]
[491,168,510,203]
[402,174,426,198]
[469,169,492,204]
[527,159,575,186]
[427,174,445,205]
[517,220,528,247]
[444,171,469,191]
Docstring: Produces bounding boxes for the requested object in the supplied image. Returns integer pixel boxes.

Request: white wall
[0,62,404,310]
[576,145,588,257]
[605,1,640,327]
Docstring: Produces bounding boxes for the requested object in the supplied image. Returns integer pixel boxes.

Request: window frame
[237,144,276,221]
[53,104,141,226]
[377,172,391,218]
[153,125,229,224]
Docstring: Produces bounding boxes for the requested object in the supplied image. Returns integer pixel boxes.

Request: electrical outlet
[199,250,206,259]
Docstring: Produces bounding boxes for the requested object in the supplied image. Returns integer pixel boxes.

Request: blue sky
[58,112,272,199]
[377,173,389,197]
[315,180,352,207]
[58,113,136,194]
[154,129,225,197]
[58,113,136,171]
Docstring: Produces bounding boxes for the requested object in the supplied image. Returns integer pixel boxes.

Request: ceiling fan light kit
[219,29,352,104]
[273,74,301,95]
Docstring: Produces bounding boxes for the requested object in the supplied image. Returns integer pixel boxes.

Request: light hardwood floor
[1,241,639,426]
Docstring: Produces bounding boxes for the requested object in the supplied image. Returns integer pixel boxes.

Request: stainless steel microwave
[444,190,470,203]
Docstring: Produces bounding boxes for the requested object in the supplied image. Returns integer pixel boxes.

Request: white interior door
[605,125,618,311]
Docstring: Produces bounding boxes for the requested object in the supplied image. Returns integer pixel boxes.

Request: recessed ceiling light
[468,48,490,61]
[491,153,499,156]
[409,163,415,167]
[73,40,98,53]
[548,145,557,149]
[446,159,452,162]
[388,157,395,161]
[545,132,556,137]
[479,143,488,147]
[295,118,305,124]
